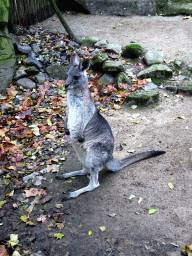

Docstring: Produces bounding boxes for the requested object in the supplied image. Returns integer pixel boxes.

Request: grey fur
[57,53,165,200]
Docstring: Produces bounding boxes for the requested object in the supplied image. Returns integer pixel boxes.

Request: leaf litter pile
[0,25,148,177]
[0,25,154,255]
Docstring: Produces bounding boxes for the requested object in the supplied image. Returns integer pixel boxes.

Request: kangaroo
[56,53,165,200]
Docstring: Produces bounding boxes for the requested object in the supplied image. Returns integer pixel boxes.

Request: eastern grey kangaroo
[56,53,165,200]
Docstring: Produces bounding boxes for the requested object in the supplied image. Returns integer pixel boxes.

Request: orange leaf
[0,128,8,137]
[24,188,47,198]
[0,245,10,256]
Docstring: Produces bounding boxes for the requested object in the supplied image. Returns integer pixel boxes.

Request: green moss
[125,90,159,104]
[151,77,167,85]
[0,37,15,61]
[0,0,9,23]
[121,44,143,59]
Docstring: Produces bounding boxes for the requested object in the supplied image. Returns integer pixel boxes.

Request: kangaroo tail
[106,150,166,172]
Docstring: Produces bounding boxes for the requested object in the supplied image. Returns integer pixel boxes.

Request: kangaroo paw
[55,174,66,180]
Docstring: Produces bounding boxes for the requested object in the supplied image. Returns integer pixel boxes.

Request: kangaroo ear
[80,58,90,71]
[70,53,80,66]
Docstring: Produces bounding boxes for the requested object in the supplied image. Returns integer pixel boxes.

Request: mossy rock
[81,37,100,47]
[90,52,108,67]
[116,72,132,89]
[102,60,124,73]
[177,81,192,95]
[0,0,9,23]
[121,44,143,59]
[137,64,173,79]
[125,90,159,104]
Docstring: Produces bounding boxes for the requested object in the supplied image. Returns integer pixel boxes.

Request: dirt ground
[40,13,192,63]
[36,14,192,255]
[1,14,192,256]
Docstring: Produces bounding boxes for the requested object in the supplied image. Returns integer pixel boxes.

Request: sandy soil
[40,13,192,63]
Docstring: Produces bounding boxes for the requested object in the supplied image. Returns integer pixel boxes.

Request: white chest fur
[67,93,83,132]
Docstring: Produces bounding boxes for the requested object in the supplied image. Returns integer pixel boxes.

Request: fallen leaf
[148,208,157,215]
[0,201,6,209]
[0,245,9,256]
[130,105,137,110]
[108,213,116,218]
[54,233,64,239]
[138,197,143,204]
[99,226,106,232]
[24,188,47,197]
[168,182,174,190]
[20,215,29,223]
[88,230,93,236]
[8,234,19,248]
[129,194,136,200]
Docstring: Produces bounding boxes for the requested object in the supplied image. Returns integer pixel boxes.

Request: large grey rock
[144,50,164,66]
[90,52,108,67]
[98,73,115,85]
[102,60,124,73]
[105,43,122,55]
[81,37,100,47]
[16,78,36,90]
[94,39,109,48]
[116,72,132,89]
[0,26,16,93]
[137,64,172,79]
[46,64,68,80]
[75,0,168,16]
[33,72,46,84]
[125,90,159,104]
[14,66,27,80]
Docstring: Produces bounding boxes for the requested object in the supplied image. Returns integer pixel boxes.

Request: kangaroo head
[65,53,90,91]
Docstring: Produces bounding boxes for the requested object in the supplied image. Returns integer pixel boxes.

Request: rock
[102,60,124,73]
[174,59,184,69]
[164,85,177,94]
[121,44,143,59]
[74,0,167,16]
[46,64,68,80]
[16,44,32,54]
[144,50,164,66]
[98,73,115,85]
[144,82,158,91]
[0,26,16,92]
[14,66,27,80]
[137,64,172,79]
[25,66,39,75]
[81,37,100,47]
[187,64,192,73]
[33,72,46,84]
[116,72,132,89]
[26,52,43,70]
[16,78,36,90]
[94,39,109,48]
[125,90,159,104]
[31,92,38,100]
[105,43,122,55]
[90,52,108,67]
[31,43,41,54]
[177,80,192,95]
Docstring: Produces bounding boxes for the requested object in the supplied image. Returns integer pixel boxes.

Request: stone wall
[0,0,16,93]
[75,0,168,16]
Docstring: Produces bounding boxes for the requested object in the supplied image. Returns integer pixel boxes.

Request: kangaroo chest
[67,95,84,132]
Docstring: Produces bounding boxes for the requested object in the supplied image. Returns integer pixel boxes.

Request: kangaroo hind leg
[62,168,100,200]
[56,168,89,180]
